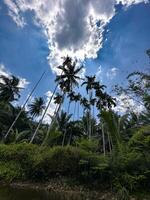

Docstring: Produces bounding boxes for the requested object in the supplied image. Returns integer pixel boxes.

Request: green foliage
[0,161,23,182]
[75,138,99,152]
[116,187,130,200]
[129,125,150,152]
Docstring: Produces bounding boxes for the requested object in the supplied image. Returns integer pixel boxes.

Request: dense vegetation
[0,51,150,199]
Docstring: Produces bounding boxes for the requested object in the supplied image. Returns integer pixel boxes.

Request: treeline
[0,51,150,199]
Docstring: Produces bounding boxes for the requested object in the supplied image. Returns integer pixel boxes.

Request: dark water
[0,186,89,200]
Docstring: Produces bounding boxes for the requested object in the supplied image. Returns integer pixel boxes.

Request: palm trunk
[91,105,94,136]
[102,123,106,156]
[67,102,76,145]
[73,102,76,121]
[77,101,79,120]
[5,70,46,139]
[107,132,112,153]
[41,104,59,146]
[30,83,59,143]
[62,100,71,147]
[88,90,92,139]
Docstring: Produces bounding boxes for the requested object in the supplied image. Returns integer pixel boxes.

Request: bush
[75,138,99,152]
[0,142,149,192]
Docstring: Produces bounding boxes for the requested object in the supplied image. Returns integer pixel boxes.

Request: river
[0,186,92,200]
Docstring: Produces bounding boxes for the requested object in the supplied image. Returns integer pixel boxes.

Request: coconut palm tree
[28,97,45,118]
[90,98,96,136]
[31,57,83,144]
[42,92,65,146]
[82,76,96,139]
[100,110,124,152]
[0,75,21,102]
[55,57,83,94]
[57,110,72,135]
[4,70,46,140]
[67,93,81,145]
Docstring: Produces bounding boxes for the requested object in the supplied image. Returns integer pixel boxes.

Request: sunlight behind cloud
[3,0,148,74]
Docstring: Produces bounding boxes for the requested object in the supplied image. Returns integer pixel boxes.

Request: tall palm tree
[31,57,83,144]
[82,76,96,139]
[90,98,96,136]
[28,97,45,118]
[80,97,90,116]
[55,58,83,143]
[100,110,124,152]
[57,111,72,146]
[41,93,63,146]
[55,57,83,93]
[4,70,46,139]
[0,75,21,102]
[67,93,81,145]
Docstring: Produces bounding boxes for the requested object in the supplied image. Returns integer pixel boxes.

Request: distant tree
[0,75,22,102]
[28,97,45,118]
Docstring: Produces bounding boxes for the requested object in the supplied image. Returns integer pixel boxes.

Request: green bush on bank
[0,143,149,193]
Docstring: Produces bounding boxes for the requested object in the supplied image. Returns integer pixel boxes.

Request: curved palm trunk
[102,123,106,156]
[5,70,46,139]
[107,131,112,153]
[41,104,59,146]
[62,100,71,146]
[88,90,92,139]
[41,92,65,146]
[77,101,79,120]
[67,101,76,145]
[30,83,59,143]
[91,105,95,137]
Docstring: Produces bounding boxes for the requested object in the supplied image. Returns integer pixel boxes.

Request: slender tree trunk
[73,102,76,121]
[62,100,71,147]
[67,102,76,145]
[107,131,112,153]
[102,123,106,156]
[5,70,46,140]
[88,90,92,139]
[91,105,94,136]
[41,104,58,146]
[30,83,59,143]
[77,101,79,120]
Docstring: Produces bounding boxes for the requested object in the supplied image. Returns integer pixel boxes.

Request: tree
[55,57,83,94]
[82,76,96,139]
[4,70,46,140]
[31,57,83,144]
[0,75,21,102]
[28,97,45,118]
[57,111,72,132]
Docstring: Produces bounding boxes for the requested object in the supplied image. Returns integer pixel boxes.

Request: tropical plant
[0,75,21,102]
[28,97,45,118]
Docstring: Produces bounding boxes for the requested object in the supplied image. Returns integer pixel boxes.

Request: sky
[0,0,150,121]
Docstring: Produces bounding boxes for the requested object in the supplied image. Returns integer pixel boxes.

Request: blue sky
[0,0,150,118]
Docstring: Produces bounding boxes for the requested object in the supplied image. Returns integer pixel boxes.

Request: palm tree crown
[0,75,21,102]
[55,57,83,93]
[82,75,96,94]
[28,97,45,118]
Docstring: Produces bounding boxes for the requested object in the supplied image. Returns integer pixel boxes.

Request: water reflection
[0,186,88,200]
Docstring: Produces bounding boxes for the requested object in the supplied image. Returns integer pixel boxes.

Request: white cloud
[42,90,57,124]
[116,0,148,6]
[4,0,26,27]
[0,63,10,77]
[4,0,149,74]
[106,67,119,80]
[0,63,29,88]
[96,65,103,81]
[113,93,145,114]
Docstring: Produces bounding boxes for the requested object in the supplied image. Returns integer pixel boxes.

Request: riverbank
[0,180,150,200]
[0,143,150,199]
[0,180,114,200]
